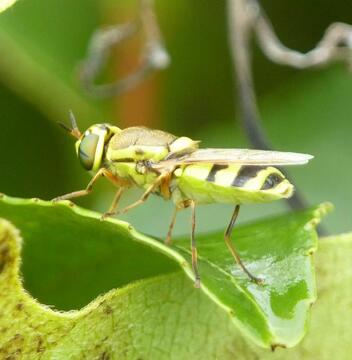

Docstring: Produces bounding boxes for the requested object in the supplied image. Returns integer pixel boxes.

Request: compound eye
[78,133,99,170]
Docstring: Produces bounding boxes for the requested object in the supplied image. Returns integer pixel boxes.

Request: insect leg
[52,168,107,202]
[190,200,201,288]
[101,187,126,220]
[225,205,263,284]
[118,174,166,215]
[165,206,180,245]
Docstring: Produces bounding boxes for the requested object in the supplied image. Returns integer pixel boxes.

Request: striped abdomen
[173,163,294,205]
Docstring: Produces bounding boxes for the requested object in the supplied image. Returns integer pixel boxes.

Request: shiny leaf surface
[0,194,330,349]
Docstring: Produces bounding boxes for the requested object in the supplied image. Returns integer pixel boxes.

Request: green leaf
[1,214,349,359]
[0,0,17,13]
[230,233,352,359]
[0,217,237,359]
[174,204,331,348]
[0,194,329,352]
[0,0,104,125]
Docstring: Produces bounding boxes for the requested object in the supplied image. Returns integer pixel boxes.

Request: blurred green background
[0,0,351,238]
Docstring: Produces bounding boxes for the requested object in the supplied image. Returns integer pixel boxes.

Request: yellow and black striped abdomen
[206,164,286,191]
[173,163,294,205]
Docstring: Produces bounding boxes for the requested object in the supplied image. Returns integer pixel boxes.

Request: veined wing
[152,148,314,169]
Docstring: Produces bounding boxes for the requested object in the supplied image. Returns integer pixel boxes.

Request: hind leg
[225,205,263,284]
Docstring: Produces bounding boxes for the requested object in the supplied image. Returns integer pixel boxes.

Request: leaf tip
[304,202,334,231]
[316,202,334,217]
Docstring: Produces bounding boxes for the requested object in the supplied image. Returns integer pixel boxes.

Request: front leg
[52,168,108,202]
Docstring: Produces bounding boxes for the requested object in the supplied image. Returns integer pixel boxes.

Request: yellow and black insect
[54,113,313,287]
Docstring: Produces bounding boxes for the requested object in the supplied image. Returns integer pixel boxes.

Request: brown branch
[255,13,352,69]
[227,0,272,151]
[79,0,169,98]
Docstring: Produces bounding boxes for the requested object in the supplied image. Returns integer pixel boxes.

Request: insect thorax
[105,126,199,190]
[106,127,199,163]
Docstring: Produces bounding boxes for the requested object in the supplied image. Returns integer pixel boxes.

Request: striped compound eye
[75,123,121,172]
[78,133,100,171]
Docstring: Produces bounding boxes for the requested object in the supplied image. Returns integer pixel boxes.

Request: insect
[54,112,313,287]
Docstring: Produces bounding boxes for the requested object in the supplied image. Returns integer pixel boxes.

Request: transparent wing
[152,148,314,169]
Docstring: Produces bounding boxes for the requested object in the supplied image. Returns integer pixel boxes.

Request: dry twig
[227,0,352,212]
[80,0,169,98]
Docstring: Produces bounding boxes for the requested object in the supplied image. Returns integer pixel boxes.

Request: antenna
[57,111,82,139]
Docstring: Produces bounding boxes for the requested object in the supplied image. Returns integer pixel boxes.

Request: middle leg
[117,174,167,215]
[165,206,180,246]
[190,200,201,288]
[101,187,126,220]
